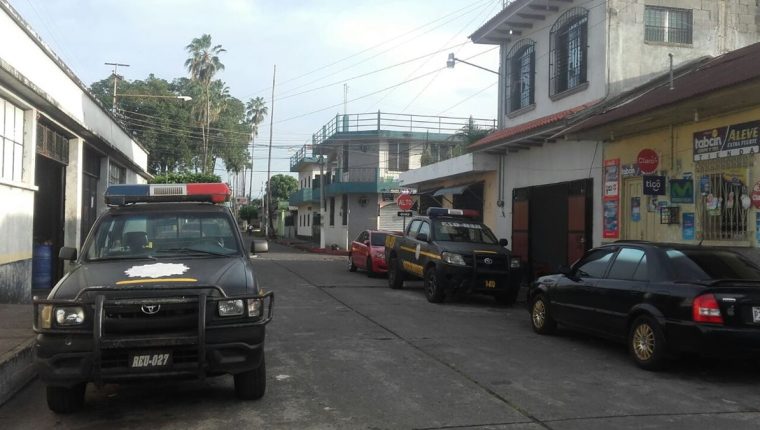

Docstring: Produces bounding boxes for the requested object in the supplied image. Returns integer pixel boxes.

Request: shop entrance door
[622,178,654,240]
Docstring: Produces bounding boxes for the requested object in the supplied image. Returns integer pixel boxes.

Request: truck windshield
[84,212,240,261]
[433,220,497,244]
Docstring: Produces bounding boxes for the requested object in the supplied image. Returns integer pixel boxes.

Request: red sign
[752,181,760,209]
[637,149,659,174]
[397,194,414,211]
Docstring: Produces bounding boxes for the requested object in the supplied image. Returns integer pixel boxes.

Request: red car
[348,230,395,276]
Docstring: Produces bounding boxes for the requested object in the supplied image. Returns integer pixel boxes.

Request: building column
[63,137,83,249]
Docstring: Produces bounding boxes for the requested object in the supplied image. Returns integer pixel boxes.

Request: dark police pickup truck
[385,208,522,304]
[33,183,273,413]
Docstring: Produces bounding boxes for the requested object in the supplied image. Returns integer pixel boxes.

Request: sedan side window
[607,248,646,280]
[574,249,616,278]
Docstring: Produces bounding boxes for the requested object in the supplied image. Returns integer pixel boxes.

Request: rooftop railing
[311,112,496,146]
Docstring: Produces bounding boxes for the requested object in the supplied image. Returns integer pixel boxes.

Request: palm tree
[185,34,226,173]
[245,97,268,200]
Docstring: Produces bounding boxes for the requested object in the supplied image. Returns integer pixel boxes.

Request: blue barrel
[32,244,53,289]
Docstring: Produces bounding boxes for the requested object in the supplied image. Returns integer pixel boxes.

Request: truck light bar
[105,183,231,205]
[426,207,480,218]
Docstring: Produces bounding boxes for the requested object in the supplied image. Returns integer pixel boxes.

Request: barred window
[696,157,750,241]
[549,8,588,97]
[109,162,126,184]
[388,142,409,171]
[1,99,25,182]
[506,39,535,113]
[645,6,692,44]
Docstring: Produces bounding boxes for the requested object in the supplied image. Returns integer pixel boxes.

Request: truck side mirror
[499,238,508,247]
[251,239,269,254]
[416,232,429,242]
[59,247,77,261]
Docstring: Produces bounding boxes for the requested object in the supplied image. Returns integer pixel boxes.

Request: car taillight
[692,294,723,324]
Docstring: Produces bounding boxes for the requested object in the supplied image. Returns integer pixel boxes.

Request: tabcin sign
[637,149,659,174]
[693,120,760,161]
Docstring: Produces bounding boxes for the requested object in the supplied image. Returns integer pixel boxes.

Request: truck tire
[46,383,86,414]
[235,354,266,400]
[388,256,404,289]
[424,266,445,303]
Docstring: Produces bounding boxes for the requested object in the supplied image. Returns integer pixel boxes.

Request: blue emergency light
[105,183,231,205]
[426,207,480,218]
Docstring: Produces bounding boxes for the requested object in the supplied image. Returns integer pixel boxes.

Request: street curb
[0,338,36,406]
[274,240,349,256]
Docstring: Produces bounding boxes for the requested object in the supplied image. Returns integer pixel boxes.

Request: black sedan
[528,241,760,370]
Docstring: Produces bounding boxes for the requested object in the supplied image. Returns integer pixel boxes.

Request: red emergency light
[105,183,231,205]
[426,207,480,218]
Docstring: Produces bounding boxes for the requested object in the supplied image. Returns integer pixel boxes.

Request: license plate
[484,279,496,289]
[753,307,760,323]
[129,351,172,369]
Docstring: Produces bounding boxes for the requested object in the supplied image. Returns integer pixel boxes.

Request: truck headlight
[248,298,263,318]
[218,299,244,317]
[38,304,53,329]
[55,306,85,326]
[510,257,521,269]
[441,252,466,266]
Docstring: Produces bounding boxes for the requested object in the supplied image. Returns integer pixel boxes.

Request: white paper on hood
[124,263,190,279]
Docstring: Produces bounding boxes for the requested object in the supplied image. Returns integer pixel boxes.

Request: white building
[405,0,760,280]
[0,1,150,303]
[290,112,493,249]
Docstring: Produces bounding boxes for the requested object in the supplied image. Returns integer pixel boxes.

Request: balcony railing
[312,112,496,146]
[288,187,321,206]
[324,167,400,195]
[290,144,323,170]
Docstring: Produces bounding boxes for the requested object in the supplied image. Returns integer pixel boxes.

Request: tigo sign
[643,175,666,195]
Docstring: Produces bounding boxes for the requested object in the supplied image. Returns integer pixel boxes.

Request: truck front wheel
[46,383,86,413]
[234,354,266,400]
[424,267,445,303]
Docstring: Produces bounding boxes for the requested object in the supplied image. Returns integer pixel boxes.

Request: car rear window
[370,233,387,246]
[666,249,760,280]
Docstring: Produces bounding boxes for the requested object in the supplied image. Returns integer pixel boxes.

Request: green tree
[244,97,268,199]
[185,34,226,173]
[268,174,298,201]
[238,204,259,224]
[150,172,221,184]
[449,116,493,157]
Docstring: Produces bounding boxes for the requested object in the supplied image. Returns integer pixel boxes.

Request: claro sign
[693,120,760,161]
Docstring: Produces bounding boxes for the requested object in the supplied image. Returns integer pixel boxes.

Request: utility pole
[319,156,326,248]
[343,83,348,115]
[265,65,276,238]
[105,62,130,113]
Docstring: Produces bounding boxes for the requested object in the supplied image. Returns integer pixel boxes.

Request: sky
[8,0,502,198]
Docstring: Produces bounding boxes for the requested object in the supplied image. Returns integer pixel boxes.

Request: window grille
[549,8,588,96]
[645,6,692,44]
[1,99,25,182]
[506,39,535,113]
[695,156,751,241]
[388,142,409,171]
[109,162,126,184]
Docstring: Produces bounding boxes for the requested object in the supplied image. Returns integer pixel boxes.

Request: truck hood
[433,241,510,256]
[49,256,252,300]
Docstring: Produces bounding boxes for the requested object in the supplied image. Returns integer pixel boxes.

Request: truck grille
[103,301,200,335]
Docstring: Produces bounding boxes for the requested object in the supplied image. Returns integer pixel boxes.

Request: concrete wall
[0,185,34,303]
[0,2,148,168]
[497,140,603,248]
[348,193,379,242]
[608,0,760,94]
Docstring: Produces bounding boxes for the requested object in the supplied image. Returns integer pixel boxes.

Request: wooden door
[512,194,529,264]
[567,194,587,265]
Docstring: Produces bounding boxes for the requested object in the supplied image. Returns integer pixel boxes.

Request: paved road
[2,243,760,429]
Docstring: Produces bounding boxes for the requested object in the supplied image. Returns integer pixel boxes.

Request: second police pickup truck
[385,208,522,304]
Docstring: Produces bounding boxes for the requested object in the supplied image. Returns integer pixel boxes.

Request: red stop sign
[637,149,659,174]
[397,194,414,211]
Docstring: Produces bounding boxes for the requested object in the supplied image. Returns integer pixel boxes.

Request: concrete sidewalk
[0,303,35,406]
[273,238,349,256]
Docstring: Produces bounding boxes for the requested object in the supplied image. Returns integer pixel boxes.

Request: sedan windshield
[666,249,760,280]
[85,212,240,261]
[433,220,497,244]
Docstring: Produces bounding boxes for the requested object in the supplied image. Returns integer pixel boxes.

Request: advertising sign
[637,149,659,174]
[693,120,760,161]
[643,175,666,196]
[670,179,694,204]
[751,181,760,209]
[682,213,695,240]
[631,197,641,222]
[621,163,641,177]
[603,159,620,238]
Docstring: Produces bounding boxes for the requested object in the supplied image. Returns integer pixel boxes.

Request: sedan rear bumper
[666,321,760,357]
